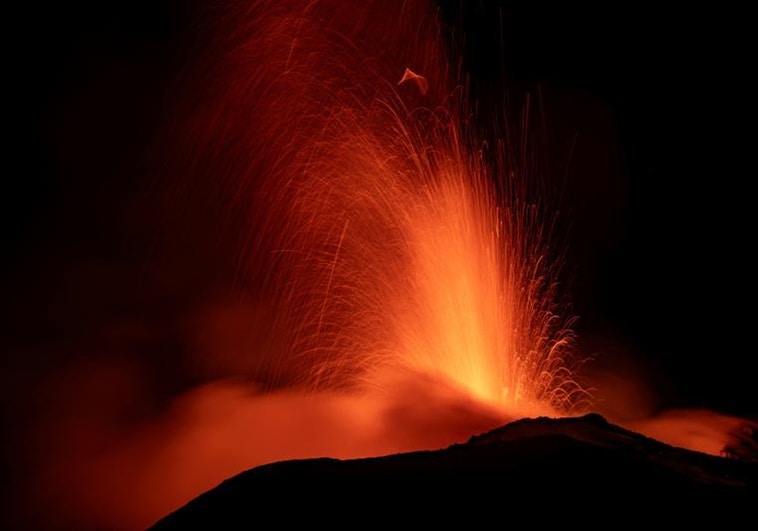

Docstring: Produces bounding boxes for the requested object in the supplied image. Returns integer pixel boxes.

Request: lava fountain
[191,0,589,418]
[14,1,599,528]
[10,2,758,530]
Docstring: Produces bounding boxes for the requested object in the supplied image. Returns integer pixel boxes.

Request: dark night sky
[5,2,756,416]
[439,3,756,414]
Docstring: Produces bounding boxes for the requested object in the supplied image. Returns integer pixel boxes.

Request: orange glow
[221,0,588,420]
[11,2,586,527]
[14,3,590,526]
[625,409,753,457]
[20,2,751,530]
[398,68,429,95]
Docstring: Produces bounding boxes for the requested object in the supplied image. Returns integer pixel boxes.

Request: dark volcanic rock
[151,414,757,528]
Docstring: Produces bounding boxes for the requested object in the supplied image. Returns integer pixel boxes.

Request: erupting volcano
[4,1,756,529]
[221,0,588,419]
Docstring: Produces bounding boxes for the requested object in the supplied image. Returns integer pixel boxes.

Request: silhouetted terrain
[152,414,757,528]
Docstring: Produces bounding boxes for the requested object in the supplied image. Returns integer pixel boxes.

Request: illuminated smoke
[7,4,590,528]
[12,2,752,530]
[205,0,588,416]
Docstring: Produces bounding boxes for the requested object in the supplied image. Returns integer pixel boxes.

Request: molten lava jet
[6,1,756,529]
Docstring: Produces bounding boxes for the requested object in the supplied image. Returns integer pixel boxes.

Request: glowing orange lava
[13,3,755,530]
[16,1,593,528]
[221,0,589,419]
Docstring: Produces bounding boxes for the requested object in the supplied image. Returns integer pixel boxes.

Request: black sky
[444,2,756,415]
[5,2,756,415]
